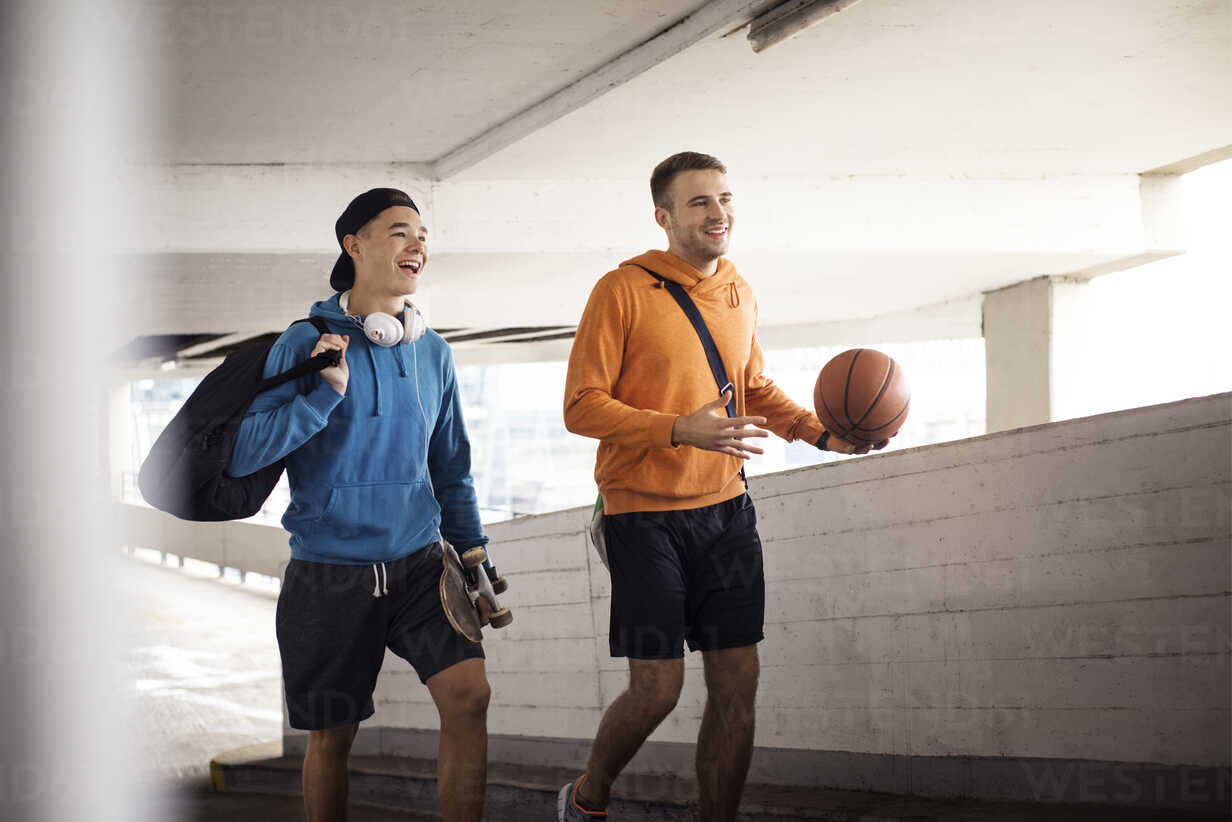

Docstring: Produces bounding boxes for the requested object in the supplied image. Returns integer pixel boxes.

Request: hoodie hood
[308,292,365,333]
[622,250,742,307]
[309,293,410,417]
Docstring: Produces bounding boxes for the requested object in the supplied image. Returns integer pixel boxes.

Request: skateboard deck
[439,541,483,643]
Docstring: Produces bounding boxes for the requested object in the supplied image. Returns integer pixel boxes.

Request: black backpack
[137,317,340,521]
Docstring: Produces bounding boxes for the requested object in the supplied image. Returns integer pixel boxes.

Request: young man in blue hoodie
[227,188,492,822]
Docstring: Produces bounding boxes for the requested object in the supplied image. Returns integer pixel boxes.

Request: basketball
[813,349,910,445]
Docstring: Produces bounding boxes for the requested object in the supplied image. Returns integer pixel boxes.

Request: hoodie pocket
[311,480,439,547]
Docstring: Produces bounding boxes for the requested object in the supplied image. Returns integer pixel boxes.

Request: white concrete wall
[370,511,604,744]
[375,392,1231,770]
[118,504,291,580]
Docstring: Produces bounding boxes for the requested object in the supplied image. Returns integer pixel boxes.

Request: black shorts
[605,493,765,659]
[276,541,484,730]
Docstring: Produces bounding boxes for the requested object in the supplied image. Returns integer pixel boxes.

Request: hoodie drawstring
[364,346,382,416]
[395,339,408,378]
[728,282,740,308]
[371,562,388,598]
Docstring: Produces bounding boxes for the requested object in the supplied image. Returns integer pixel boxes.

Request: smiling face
[344,205,428,298]
[655,169,734,273]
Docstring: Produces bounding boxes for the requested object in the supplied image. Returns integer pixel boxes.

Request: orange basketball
[813,349,910,445]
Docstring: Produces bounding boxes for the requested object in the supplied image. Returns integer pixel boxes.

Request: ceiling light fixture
[747,0,866,53]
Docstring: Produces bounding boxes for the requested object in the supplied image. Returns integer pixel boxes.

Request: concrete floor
[122,553,285,784]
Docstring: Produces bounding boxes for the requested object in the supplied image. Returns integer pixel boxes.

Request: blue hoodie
[227,294,487,564]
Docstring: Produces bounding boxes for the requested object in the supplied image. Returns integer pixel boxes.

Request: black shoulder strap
[629,264,737,419]
[256,316,341,393]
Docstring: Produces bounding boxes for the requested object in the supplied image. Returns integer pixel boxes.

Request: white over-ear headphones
[339,291,427,345]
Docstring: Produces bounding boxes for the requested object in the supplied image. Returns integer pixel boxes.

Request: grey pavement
[122,552,284,785]
[123,552,433,819]
[144,778,436,821]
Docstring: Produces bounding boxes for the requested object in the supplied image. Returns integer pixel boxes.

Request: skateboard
[439,541,513,643]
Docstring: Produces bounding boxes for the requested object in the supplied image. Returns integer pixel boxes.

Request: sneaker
[557,775,608,819]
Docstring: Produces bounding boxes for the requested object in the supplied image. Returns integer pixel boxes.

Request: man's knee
[437,675,491,721]
[457,678,492,718]
[307,723,359,758]
[704,646,760,703]
[628,660,684,720]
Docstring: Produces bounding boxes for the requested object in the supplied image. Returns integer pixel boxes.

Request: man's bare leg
[303,722,359,822]
[578,658,685,808]
[427,658,491,822]
[697,645,759,822]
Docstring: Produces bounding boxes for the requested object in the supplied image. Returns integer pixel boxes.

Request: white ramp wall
[352,393,1230,811]
[120,392,1230,811]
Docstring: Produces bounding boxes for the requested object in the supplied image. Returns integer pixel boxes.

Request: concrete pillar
[983,275,1094,433]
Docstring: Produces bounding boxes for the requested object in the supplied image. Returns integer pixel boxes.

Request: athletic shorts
[604,493,765,659]
[276,541,484,730]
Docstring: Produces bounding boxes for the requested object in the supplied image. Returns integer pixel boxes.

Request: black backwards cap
[330,188,420,291]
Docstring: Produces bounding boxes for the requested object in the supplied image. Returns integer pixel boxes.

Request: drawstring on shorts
[371,562,389,598]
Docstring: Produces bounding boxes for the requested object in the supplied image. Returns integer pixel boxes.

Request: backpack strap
[256,316,342,393]
[628,264,737,418]
[627,263,747,487]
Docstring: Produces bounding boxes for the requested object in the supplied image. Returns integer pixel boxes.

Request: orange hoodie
[563,250,827,514]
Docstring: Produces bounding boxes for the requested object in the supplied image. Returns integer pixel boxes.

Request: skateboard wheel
[489,608,513,629]
[491,576,508,595]
[460,546,487,568]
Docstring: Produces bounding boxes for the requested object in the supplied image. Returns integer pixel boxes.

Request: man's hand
[671,390,770,459]
[312,333,349,395]
[824,431,890,456]
[476,596,493,627]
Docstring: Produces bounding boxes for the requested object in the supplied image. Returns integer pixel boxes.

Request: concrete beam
[128,163,434,254]
[123,166,1188,348]
[747,0,866,53]
[755,295,982,350]
[433,175,1156,255]
[133,168,1166,258]
[120,249,1109,339]
[1144,144,1232,176]
[429,0,782,180]
[1057,172,1186,278]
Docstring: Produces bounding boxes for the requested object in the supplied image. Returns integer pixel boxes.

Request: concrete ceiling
[161,0,1230,177]
[163,0,720,165]
[459,0,1231,180]
[129,0,1231,367]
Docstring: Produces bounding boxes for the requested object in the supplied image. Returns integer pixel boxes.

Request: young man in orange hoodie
[558,152,885,821]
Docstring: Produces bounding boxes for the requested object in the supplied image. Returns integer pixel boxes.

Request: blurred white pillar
[1,1,156,819]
